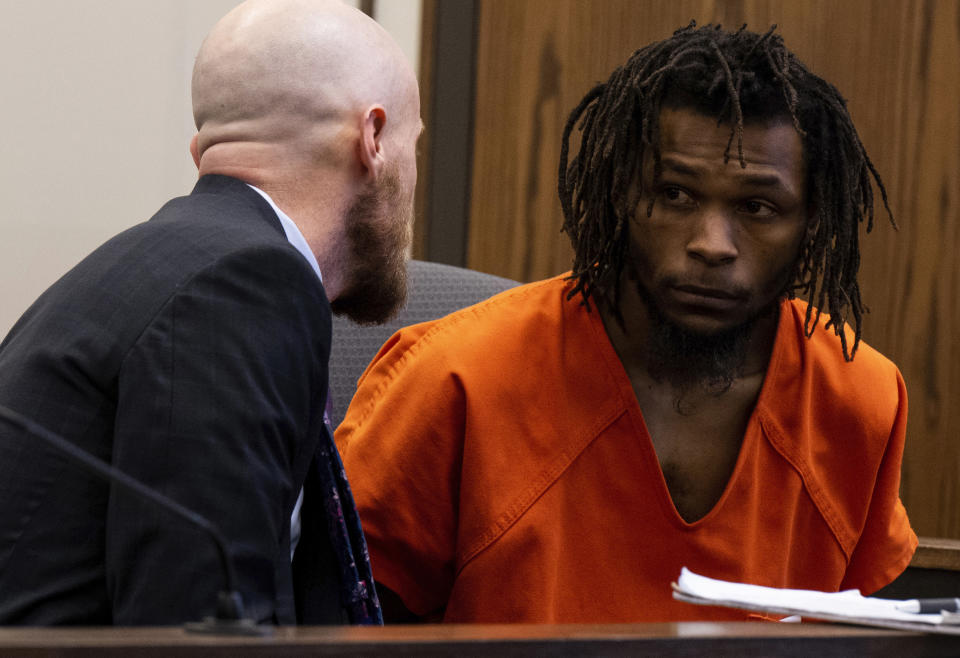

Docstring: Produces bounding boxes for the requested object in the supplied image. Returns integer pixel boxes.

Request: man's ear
[358,105,387,182]
[189,133,201,169]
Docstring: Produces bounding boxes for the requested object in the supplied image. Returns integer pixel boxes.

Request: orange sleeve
[335,325,465,617]
[839,368,918,594]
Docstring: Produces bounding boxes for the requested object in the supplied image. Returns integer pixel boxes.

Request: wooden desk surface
[0,622,958,657]
[913,536,960,570]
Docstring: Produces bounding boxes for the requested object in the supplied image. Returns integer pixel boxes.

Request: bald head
[191,0,418,174]
[189,0,421,314]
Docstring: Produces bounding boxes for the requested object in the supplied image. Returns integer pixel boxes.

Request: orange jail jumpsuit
[335,274,917,623]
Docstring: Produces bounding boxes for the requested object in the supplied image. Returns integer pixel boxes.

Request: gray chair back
[329,260,519,428]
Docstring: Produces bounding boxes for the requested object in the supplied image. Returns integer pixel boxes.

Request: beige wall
[0,1,239,336]
[376,0,422,78]
[0,0,421,337]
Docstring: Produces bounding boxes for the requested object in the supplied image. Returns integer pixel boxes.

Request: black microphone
[0,403,273,636]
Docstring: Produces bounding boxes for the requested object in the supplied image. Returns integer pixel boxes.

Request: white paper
[674,567,945,625]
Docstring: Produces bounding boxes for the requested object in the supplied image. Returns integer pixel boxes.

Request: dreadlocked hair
[558,22,894,360]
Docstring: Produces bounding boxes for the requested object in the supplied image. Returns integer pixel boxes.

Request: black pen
[895,597,960,614]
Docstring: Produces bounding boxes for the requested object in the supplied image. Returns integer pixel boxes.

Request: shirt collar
[247,184,323,283]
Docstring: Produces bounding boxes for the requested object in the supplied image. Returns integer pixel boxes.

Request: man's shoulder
[777,298,901,399]
[759,298,905,475]
[345,271,622,450]
[756,299,909,562]
[0,180,323,379]
[366,274,580,370]
[344,272,609,436]
[91,177,313,297]
[144,175,287,249]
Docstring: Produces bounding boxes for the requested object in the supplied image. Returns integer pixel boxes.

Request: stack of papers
[672,567,960,635]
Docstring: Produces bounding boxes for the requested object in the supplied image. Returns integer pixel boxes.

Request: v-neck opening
[583,296,789,529]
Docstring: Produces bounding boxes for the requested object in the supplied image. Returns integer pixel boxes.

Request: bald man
[0,0,419,626]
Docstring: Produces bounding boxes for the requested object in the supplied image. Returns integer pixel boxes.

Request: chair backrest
[328,260,519,428]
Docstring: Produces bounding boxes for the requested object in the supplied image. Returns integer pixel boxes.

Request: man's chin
[331,265,408,326]
[645,319,747,390]
[660,311,744,338]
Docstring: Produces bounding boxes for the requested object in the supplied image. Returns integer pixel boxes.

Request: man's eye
[741,199,777,218]
[661,186,693,205]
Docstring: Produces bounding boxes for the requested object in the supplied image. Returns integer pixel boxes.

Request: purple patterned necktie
[317,394,382,624]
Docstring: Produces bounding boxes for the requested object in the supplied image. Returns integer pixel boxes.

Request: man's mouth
[667,284,745,310]
[672,284,742,300]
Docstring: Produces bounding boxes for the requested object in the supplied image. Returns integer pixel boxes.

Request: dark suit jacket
[0,175,343,625]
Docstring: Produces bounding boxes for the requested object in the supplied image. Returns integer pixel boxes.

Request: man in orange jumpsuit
[335,23,916,623]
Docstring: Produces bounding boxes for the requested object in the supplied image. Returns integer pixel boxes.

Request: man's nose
[686,208,738,265]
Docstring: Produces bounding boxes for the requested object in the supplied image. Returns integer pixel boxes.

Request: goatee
[633,276,778,398]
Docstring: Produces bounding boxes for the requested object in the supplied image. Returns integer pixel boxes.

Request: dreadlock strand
[710,41,746,166]
[762,42,805,136]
